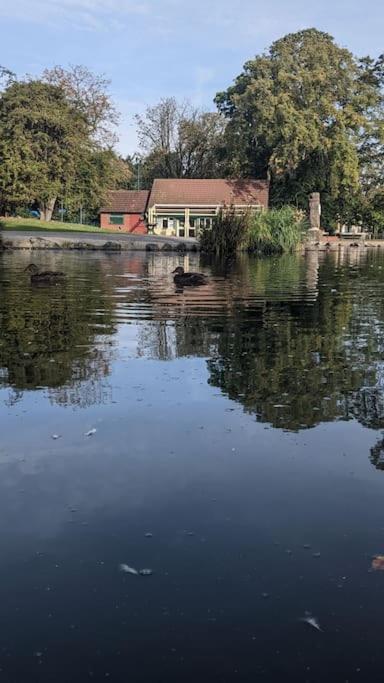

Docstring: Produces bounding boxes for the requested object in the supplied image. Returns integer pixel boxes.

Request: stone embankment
[0,231,199,252]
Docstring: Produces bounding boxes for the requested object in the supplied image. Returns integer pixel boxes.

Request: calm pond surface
[1,248,384,682]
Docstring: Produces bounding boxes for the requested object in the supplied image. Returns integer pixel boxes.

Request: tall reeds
[200,205,308,256]
[200,207,249,256]
[247,206,308,254]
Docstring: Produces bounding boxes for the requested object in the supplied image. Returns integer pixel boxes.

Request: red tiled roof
[100,190,149,214]
[148,179,269,208]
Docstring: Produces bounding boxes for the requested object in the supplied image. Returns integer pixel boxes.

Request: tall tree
[357,54,384,232]
[61,150,132,223]
[42,64,119,147]
[216,29,384,226]
[135,97,225,182]
[0,80,90,220]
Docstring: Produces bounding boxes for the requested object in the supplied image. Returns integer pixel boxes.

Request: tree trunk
[39,197,56,222]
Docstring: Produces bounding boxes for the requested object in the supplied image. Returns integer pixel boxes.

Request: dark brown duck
[172,266,208,287]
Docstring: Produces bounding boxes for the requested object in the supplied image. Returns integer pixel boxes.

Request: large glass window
[109,214,124,225]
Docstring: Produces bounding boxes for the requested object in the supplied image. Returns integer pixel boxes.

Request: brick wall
[100,213,147,234]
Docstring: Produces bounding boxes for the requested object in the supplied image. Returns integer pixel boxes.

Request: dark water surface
[1,249,384,682]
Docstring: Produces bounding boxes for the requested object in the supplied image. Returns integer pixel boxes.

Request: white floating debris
[85,428,97,437]
[119,563,138,575]
[301,613,323,632]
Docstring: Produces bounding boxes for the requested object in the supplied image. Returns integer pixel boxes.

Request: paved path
[0,230,199,252]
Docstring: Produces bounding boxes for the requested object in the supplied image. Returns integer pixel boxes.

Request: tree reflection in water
[370,437,384,470]
[0,254,117,407]
[1,248,384,446]
[143,249,384,435]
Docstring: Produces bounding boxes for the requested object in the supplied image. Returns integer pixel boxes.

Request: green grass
[0,217,117,234]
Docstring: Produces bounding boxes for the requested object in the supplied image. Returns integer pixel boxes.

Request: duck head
[172,267,185,275]
[24,264,39,274]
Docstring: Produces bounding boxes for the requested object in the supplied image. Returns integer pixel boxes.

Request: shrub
[200,205,308,256]
[200,207,250,256]
[248,206,308,254]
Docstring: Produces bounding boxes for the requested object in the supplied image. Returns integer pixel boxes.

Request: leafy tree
[42,64,119,147]
[135,97,225,182]
[0,80,90,220]
[0,72,127,222]
[216,29,384,226]
[59,150,132,224]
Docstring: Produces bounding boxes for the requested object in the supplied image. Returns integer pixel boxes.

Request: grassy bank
[0,217,113,234]
[200,206,308,256]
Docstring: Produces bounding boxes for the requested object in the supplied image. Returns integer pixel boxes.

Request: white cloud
[0,0,383,55]
[0,0,151,31]
[0,0,315,38]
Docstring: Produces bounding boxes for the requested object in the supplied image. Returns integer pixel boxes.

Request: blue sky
[0,0,382,155]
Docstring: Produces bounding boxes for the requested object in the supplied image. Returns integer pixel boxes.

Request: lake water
[1,248,384,682]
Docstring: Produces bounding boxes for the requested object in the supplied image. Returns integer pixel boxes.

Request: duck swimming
[172,266,208,287]
[24,263,66,284]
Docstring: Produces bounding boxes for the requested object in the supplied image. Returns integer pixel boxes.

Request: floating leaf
[372,555,384,571]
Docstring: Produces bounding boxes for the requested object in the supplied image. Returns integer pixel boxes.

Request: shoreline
[1,231,383,255]
[0,231,199,252]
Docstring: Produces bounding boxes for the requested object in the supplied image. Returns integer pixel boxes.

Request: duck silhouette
[24,263,66,284]
[172,266,208,287]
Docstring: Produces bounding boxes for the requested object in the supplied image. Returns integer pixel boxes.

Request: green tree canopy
[60,149,132,223]
[216,29,384,226]
[0,72,129,222]
[0,80,90,220]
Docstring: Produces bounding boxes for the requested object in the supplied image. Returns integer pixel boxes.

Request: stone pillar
[307,192,322,243]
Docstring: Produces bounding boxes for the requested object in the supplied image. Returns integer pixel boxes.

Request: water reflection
[0,252,116,406]
[370,437,384,470]
[3,247,384,681]
[1,248,384,434]
[145,249,384,433]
